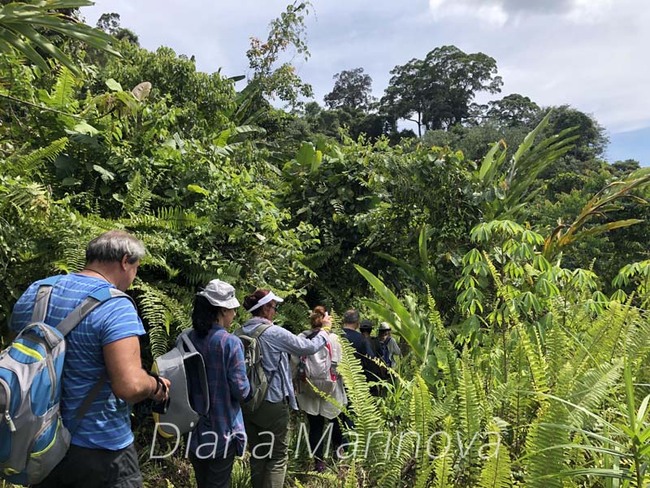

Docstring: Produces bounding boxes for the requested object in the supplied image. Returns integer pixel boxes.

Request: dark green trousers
[243,400,290,488]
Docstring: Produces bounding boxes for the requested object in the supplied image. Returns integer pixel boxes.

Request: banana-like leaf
[355,264,425,359]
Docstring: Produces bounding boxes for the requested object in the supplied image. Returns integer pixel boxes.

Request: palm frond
[0,0,119,74]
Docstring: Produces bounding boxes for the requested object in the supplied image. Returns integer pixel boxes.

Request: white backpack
[296,330,340,395]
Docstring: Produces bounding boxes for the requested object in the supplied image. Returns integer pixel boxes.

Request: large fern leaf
[478,419,513,488]
[10,137,68,177]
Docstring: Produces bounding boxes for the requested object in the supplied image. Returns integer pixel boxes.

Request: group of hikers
[5,230,401,488]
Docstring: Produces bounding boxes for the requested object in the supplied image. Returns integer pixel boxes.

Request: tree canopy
[380,45,503,135]
[323,67,374,112]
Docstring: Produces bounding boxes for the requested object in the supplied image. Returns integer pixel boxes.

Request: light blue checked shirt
[239,317,326,410]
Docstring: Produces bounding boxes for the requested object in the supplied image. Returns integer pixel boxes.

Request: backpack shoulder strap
[251,323,273,340]
[176,329,198,354]
[31,275,64,322]
[235,323,273,341]
[306,329,321,340]
[62,288,136,432]
[57,287,135,337]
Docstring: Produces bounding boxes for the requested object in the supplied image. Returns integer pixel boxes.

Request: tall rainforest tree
[485,92,541,127]
[323,67,374,112]
[95,12,139,45]
[381,45,503,136]
[245,0,313,107]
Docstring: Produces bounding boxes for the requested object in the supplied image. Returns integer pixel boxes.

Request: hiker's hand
[150,375,170,403]
[321,313,332,331]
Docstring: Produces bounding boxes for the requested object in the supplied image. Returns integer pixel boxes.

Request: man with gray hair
[10,230,170,488]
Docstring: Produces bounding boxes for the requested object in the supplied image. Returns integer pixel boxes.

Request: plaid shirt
[189,325,250,457]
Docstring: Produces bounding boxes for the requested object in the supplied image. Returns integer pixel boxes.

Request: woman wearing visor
[239,289,327,488]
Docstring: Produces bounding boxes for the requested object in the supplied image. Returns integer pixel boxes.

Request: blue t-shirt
[10,274,145,450]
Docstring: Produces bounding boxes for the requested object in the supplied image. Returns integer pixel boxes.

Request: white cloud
[81,0,650,137]
[425,0,649,132]
[428,0,617,25]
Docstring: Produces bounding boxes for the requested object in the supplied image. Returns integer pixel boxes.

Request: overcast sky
[82,0,649,165]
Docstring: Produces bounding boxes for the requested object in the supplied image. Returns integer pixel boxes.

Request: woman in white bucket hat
[187,279,250,488]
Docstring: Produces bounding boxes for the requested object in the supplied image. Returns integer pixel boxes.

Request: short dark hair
[86,230,145,264]
[343,309,359,324]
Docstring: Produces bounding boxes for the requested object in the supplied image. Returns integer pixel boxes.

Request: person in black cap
[359,319,381,360]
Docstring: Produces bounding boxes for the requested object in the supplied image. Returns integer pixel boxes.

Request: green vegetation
[1,2,649,487]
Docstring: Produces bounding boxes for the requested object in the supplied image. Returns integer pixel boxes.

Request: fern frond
[343,458,357,488]
[48,66,79,111]
[516,324,549,395]
[129,207,207,231]
[131,281,173,358]
[567,360,623,428]
[122,171,152,215]
[10,137,68,177]
[376,429,417,488]
[432,416,454,488]
[0,178,50,216]
[544,320,569,387]
[478,419,513,488]
[524,398,570,488]
[455,353,483,483]
[337,337,385,466]
[410,375,437,484]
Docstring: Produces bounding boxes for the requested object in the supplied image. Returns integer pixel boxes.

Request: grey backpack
[0,276,133,486]
[153,330,210,438]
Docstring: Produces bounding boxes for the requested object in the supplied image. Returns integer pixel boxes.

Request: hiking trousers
[189,448,236,488]
[33,443,142,488]
[243,400,290,488]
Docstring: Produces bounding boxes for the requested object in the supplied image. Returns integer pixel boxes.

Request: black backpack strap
[67,372,107,434]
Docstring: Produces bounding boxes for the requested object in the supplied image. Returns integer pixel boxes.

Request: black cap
[359,319,373,331]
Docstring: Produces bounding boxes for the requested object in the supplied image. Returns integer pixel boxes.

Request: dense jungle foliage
[1,1,650,487]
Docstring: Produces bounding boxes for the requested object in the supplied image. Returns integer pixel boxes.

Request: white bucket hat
[197,279,240,309]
